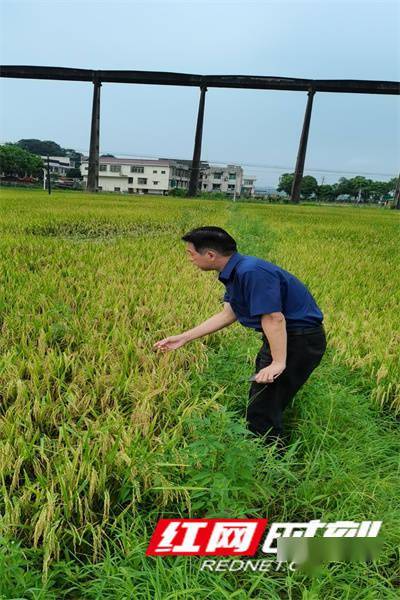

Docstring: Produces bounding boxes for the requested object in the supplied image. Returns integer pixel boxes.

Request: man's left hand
[254,361,286,383]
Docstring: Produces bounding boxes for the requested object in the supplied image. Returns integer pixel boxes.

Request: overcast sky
[0,0,399,187]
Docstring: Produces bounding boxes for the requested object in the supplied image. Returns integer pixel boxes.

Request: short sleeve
[241,268,282,317]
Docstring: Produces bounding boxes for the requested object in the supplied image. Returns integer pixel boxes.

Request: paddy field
[0,189,399,598]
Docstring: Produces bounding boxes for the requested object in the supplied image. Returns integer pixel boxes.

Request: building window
[98,186,102,191]
[228,184,235,190]
[161,170,166,174]
[99,164,107,172]
[128,177,133,184]
[128,188,134,193]
[153,170,157,174]
[138,178,147,184]
[229,173,236,180]
[110,165,121,173]
[203,184,207,189]
[213,172,222,180]
[212,184,221,190]
[114,187,121,192]
[131,166,144,173]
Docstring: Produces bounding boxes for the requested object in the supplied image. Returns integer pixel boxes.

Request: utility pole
[319,176,325,203]
[46,155,51,195]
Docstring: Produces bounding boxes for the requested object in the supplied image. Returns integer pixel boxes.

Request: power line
[75,147,396,178]
[1,140,396,179]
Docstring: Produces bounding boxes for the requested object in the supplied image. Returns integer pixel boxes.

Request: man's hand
[254,361,286,383]
[153,308,236,352]
[153,333,189,352]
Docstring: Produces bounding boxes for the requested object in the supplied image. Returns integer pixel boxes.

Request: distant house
[80,156,256,197]
[241,177,257,197]
[41,156,73,176]
[199,164,243,196]
[80,157,182,195]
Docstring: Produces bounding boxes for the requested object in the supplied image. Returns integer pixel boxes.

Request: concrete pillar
[394,174,400,209]
[188,86,207,197]
[87,80,101,192]
[290,88,316,203]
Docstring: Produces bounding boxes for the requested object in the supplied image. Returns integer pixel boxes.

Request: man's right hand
[153,333,189,352]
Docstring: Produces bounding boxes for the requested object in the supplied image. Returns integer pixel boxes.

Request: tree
[277,173,294,195]
[335,177,355,198]
[277,172,318,199]
[317,184,335,201]
[369,180,391,202]
[0,144,43,176]
[17,139,65,156]
[65,149,82,168]
[349,176,370,201]
[300,175,318,199]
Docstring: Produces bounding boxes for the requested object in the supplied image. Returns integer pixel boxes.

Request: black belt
[262,324,324,338]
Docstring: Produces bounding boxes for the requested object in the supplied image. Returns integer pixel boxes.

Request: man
[153,226,326,447]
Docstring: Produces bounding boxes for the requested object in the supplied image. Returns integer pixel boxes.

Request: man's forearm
[184,311,236,342]
[261,314,287,365]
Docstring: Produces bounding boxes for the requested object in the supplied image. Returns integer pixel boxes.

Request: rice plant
[0,189,398,597]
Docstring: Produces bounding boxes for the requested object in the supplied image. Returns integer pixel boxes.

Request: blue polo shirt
[218,252,323,332]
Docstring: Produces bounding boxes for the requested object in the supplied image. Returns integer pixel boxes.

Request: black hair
[181,226,237,256]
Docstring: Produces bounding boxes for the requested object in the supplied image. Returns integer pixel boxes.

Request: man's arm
[153,303,237,351]
[184,302,237,341]
[254,312,287,383]
[261,312,287,364]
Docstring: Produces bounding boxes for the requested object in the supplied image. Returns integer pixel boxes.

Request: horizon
[1,0,399,187]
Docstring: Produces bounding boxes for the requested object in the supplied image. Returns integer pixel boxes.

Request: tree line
[0,140,397,204]
[277,173,397,202]
[0,140,82,179]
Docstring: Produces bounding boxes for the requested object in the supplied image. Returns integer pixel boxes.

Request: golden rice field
[0,188,399,597]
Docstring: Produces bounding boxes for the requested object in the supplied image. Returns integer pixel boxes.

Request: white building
[80,156,255,196]
[41,156,73,176]
[175,160,256,197]
[199,164,243,196]
[80,157,189,194]
[241,176,257,197]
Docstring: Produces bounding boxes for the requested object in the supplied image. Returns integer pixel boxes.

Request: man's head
[181,226,237,271]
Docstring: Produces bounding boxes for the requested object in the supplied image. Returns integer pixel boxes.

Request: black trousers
[246,325,327,442]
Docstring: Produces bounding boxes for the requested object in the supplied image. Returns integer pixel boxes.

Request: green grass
[0,189,399,598]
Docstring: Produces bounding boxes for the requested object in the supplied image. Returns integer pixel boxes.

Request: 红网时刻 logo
[146,518,383,569]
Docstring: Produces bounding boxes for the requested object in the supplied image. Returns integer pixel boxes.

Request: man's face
[185,242,217,271]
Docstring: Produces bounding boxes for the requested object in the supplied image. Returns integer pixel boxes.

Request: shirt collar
[218,252,244,283]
